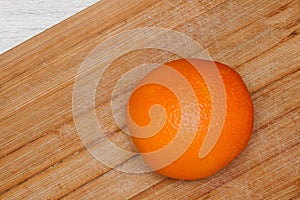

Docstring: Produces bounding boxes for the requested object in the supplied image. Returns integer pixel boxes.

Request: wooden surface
[0,0,98,53]
[0,0,300,199]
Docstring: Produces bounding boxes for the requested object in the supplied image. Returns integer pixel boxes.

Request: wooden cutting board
[0,0,299,199]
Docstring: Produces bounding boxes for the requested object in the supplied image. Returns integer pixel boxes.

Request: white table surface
[0,0,99,54]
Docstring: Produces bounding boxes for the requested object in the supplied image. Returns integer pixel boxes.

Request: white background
[0,0,99,54]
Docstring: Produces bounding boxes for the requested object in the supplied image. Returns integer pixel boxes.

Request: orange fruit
[126,58,254,180]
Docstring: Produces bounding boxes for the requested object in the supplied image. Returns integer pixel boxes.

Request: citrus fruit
[126,58,254,180]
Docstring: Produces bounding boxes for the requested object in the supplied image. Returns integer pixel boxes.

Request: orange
[126,58,254,180]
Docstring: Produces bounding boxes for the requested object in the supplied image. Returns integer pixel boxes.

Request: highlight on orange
[126,58,254,180]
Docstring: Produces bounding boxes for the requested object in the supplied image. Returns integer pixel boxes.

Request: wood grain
[0,0,98,54]
[0,0,299,199]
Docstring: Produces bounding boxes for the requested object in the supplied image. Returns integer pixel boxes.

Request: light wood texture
[0,0,299,199]
[0,0,98,54]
